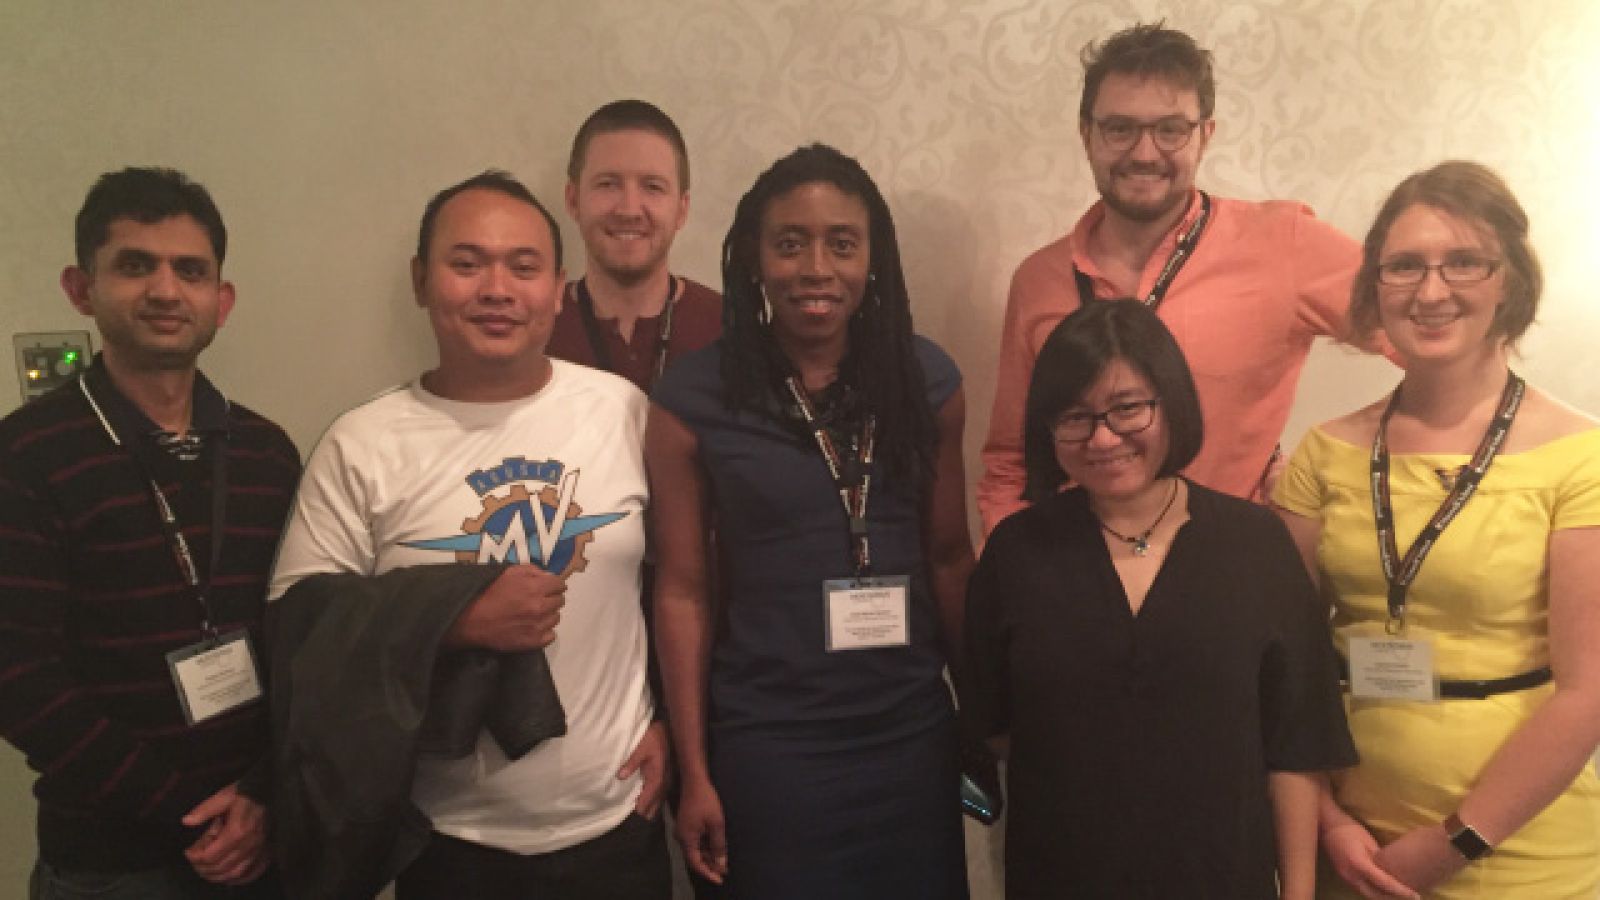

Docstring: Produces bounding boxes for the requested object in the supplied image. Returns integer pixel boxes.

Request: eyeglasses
[1377,256,1501,287]
[1051,399,1160,443]
[1091,116,1203,153]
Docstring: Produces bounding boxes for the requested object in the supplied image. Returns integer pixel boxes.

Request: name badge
[1347,634,1438,702]
[823,576,910,652]
[165,630,263,725]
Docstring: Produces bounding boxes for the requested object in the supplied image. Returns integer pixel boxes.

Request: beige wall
[1,1,1597,896]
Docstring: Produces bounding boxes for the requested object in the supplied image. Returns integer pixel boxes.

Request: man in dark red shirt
[548,100,721,391]
[0,168,299,898]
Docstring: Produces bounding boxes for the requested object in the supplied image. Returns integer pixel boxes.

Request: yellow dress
[1276,426,1600,900]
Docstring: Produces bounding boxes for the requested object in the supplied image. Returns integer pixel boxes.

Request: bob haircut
[1023,300,1203,503]
[1349,160,1542,346]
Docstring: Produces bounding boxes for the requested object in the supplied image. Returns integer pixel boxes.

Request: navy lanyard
[783,377,877,576]
[1369,370,1523,631]
[1074,191,1212,309]
[79,378,228,639]
[575,276,679,387]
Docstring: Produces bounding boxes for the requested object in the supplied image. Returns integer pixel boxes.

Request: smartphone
[960,771,1002,825]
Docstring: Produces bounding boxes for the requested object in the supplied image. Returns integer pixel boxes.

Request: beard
[1097,162,1187,223]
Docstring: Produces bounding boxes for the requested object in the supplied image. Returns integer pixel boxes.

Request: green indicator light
[62,350,79,364]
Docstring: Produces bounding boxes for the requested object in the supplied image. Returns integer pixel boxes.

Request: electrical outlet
[14,331,93,403]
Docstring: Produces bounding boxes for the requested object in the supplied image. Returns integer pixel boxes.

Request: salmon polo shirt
[978,190,1375,533]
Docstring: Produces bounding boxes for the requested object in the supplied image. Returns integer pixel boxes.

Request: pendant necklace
[1096,479,1179,557]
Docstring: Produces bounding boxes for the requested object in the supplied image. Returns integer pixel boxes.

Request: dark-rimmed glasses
[1091,116,1202,153]
[1051,399,1160,443]
[1377,256,1501,287]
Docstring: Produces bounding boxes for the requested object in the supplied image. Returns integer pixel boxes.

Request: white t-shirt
[270,360,651,854]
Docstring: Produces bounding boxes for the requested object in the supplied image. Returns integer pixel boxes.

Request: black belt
[1338,660,1552,700]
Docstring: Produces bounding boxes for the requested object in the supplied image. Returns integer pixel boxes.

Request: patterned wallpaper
[1,0,1597,894]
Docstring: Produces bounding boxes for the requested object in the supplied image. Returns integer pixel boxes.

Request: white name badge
[165,630,263,725]
[1347,635,1438,702]
[824,576,910,652]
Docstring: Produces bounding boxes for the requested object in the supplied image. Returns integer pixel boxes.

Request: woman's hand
[1371,825,1466,896]
[1321,815,1419,899]
[675,776,728,885]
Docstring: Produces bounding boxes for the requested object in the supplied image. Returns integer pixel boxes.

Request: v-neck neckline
[1080,481,1200,621]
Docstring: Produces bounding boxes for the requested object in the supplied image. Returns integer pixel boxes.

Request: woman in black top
[963,300,1354,899]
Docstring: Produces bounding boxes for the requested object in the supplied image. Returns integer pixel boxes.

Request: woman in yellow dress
[1274,160,1600,899]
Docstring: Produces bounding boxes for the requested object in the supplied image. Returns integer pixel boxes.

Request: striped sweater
[0,363,299,869]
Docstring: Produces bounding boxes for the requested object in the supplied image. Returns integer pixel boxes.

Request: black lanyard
[1074,191,1212,309]
[1370,370,1524,631]
[575,276,679,387]
[783,377,877,576]
[79,379,228,640]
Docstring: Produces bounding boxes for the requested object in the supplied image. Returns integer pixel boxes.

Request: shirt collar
[81,354,230,443]
[1068,187,1205,281]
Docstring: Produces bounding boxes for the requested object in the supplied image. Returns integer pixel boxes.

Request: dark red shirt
[547,276,722,393]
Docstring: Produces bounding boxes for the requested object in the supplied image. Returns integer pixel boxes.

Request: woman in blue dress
[647,143,974,899]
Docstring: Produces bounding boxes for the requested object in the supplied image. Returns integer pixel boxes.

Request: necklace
[1095,479,1179,557]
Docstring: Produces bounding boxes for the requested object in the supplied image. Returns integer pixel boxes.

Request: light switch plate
[14,331,93,403]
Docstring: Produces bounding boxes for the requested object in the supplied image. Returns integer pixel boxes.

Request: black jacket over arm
[267,564,566,900]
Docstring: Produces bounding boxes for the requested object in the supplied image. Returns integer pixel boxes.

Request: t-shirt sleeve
[1553,431,1600,531]
[914,335,962,412]
[649,342,718,429]
[1254,508,1357,771]
[268,417,379,600]
[962,521,1015,740]
[1272,430,1326,520]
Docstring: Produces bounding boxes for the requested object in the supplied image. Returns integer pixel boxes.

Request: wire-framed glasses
[1377,255,1501,287]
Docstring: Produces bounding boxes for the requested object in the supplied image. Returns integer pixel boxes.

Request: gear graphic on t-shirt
[457,483,598,579]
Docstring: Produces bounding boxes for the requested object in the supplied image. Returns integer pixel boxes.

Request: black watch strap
[1443,812,1494,860]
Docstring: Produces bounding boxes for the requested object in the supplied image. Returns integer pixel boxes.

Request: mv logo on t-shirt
[402,456,626,578]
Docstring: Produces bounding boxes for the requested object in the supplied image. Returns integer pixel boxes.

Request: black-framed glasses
[1091,116,1202,153]
[1377,256,1501,287]
[1051,399,1160,443]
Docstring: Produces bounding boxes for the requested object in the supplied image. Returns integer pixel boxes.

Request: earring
[758,282,773,325]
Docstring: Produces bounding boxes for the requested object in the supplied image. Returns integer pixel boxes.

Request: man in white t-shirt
[269,170,670,899]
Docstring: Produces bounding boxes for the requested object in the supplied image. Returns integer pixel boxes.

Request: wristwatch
[1442,812,1494,861]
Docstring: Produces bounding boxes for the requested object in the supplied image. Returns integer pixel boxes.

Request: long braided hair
[720,143,936,489]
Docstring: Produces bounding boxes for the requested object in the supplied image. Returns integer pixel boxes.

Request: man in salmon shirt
[978,21,1388,534]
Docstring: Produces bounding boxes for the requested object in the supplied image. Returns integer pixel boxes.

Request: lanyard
[575,275,679,387]
[79,378,228,640]
[1370,370,1523,631]
[1074,191,1212,310]
[783,377,877,576]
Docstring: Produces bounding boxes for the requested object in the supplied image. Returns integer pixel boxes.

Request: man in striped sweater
[0,168,300,898]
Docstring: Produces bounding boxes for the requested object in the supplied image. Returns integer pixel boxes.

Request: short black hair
[415,169,563,269]
[1023,300,1203,503]
[567,99,690,191]
[1079,21,1216,123]
[74,167,227,271]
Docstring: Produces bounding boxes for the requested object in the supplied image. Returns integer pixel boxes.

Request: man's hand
[619,721,670,820]
[182,782,269,885]
[445,566,566,652]
[675,776,728,885]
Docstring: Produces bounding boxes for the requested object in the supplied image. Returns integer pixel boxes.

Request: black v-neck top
[965,482,1355,899]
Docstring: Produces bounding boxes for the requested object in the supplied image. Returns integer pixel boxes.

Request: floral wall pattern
[1,0,1596,894]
